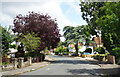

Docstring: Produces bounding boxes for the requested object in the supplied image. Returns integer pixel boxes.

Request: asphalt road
[18,55,104,76]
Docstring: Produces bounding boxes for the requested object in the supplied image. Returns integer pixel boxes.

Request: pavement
[1,55,54,76]
[73,56,120,76]
[1,55,120,77]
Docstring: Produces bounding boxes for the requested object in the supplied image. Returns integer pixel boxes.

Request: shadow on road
[52,60,97,65]
[67,68,120,77]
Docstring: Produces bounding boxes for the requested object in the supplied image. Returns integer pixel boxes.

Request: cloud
[1,1,76,33]
[1,0,86,42]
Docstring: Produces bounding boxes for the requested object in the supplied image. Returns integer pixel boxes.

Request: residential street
[20,55,104,76]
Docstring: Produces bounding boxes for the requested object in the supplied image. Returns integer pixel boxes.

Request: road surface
[19,55,104,76]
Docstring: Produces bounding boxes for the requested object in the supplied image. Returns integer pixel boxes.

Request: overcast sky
[0,0,87,41]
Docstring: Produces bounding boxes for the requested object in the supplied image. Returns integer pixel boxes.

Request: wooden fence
[107,55,115,64]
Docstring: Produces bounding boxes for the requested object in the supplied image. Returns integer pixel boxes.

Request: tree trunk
[75,42,78,56]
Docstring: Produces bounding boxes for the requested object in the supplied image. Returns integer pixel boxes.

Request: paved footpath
[1,56,54,76]
[74,57,120,76]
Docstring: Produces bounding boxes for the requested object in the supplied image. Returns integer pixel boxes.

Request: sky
[0,0,87,41]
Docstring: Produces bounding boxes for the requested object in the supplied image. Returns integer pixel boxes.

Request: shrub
[24,52,34,57]
[15,44,25,58]
[2,62,8,65]
[37,53,45,61]
[84,48,92,53]
[10,44,17,49]
[111,47,120,64]
[55,46,69,55]
[95,47,105,54]
[63,47,69,53]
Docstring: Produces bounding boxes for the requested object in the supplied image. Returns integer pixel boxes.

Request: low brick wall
[2,57,12,63]
[107,55,115,64]
[1,57,32,71]
[2,64,14,71]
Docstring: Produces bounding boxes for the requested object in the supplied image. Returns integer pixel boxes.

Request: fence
[107,55,115,64]
[93,54,116,64]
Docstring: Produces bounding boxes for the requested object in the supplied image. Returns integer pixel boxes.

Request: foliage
[37,53,45,61]
[55,45,68,54]
[63,26,82,56]
[84,48,92,53]
[60,41,69,47]
[55,45,63,53]
[63,26,84,42]
[25,52,34,57]
[111,47,120,63]
[10,44,17,49]
[95,47,105,54]
[12,11,60,51]
[0,25,13,57]
[0,62,8,65]
[80,2,120,51]
[19,32,41,56]
[15,43,24,58]
[63,25,92,55]
[17,44,24,52]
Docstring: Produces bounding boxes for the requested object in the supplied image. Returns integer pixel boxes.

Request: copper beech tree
[12,12,61,51]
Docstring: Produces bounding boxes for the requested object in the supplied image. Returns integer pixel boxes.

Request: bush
[10,44,17,49]
[55,46,69,55]
[24,52,34,57]
[1,62,8,65]
[55,52,59,55]
[111,47,120,64]
[15,44,25,58]
[84,48,92,53]
[95,47,105,54]
[37,53,45,61]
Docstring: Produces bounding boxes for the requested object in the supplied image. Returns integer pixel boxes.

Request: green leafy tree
[19,32,41,56]
[63,26,84,56]
[0,25,13,57]
[111,47,120,63]
[10,44,17,49]
[63,25,93,55]
[95,47,105,54]
[81,25,95,47]
[80,2,120,52]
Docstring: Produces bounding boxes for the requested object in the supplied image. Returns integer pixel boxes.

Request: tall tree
[63,26,85,56]
[80,2,120,51]
[12,12,60,51]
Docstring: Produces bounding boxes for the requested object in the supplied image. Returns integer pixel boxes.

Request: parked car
[63,53,68,55]
[71,53,76,56]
